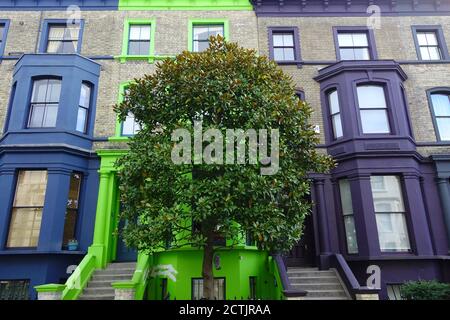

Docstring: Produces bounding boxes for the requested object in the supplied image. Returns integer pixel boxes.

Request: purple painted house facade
[252,0,450,299]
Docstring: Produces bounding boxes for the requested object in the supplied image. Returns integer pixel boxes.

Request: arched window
[429,91,450,141]
[356,85,390,134]
[327,89,343,139]
[28,78,61,128]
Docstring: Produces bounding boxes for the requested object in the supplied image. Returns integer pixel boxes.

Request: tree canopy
[114,36,334,299]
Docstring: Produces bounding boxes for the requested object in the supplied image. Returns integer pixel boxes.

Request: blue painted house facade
[0,0,450,300]
[0,55,101,299]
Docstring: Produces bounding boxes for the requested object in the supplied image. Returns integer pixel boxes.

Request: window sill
[274,60,303,68]
[115,55,175,64]
[108,136,131,142]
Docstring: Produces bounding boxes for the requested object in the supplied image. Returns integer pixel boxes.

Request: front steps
[287,267,351,300]
[78,262,136,300]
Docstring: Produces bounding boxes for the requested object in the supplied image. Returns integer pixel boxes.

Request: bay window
[429,92,450,141]
[357,85,390,134]
[62,173,82,248]
[28,79,61,128]
[76,83,91,133]
[328,89,343,139]
[370,176,411,252]
[7,170,48,248]
[338,179,358,254]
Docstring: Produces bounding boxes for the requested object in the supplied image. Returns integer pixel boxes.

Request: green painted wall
[146,248,283,300]
[119,0,253,11]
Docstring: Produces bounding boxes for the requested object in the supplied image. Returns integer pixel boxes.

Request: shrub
[400,280,450,300]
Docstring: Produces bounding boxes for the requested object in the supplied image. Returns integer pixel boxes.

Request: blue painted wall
[0,53,101,299]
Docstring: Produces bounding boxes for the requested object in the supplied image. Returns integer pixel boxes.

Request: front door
[116,218,137,262]
[284,213,316,267]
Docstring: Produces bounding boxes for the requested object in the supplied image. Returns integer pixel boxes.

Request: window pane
[338,33,353,47]
[67,173,82,209]
[344,216,358,254]
[357,86,387,109]
[129,25,142,40]
[128,41,140,55]
[352,33,368,46]
[139,25,151,41]
[79,84,91,108]
[360,109,390,134]
[208,25,223,38]
[375,213,410,252]
[436,118,450,140]
[428,47,441,60]
[273,34,284,47]
[61,41,77,54]
[31,80,48,102]
[43,105,58,127]
[48,26,65,40]
[416,32,428,46]
[46,80,61,103]
[332,114,343,138]
[122,113,138,135]
[7,170,47,248]
[425,32,438,45]
[7,208,43,247]
[420,47,431,60]
[29,105,45,127]
[193,26,209,41]
[62,173,82,247]
[431,94,450,116]
[76,107,87,133]
[328,90,340,114]
[273,48,284,61]
[283,33,294,47]
[46,40,62,53]
[339,179,353,215]
[353,48,370,60]
[339,48,355,60]
[138,41,150,55]
[193,41,209,53]
[13,171,47,207]
[65,26,80,40]
[283,48,295,61]
[370,176,405,212]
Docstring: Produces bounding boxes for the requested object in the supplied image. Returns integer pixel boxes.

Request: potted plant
[67,239,79,251]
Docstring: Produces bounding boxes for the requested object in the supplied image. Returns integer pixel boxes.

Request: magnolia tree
[115,36,334,300]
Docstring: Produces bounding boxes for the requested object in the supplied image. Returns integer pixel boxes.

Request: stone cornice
[251,0,450,16]
[314,60,408,82]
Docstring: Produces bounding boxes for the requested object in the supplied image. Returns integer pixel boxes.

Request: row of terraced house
[0,0,450,301]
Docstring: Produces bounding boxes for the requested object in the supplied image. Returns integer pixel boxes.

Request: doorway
[115,218,137,262]
[284,213,316,267]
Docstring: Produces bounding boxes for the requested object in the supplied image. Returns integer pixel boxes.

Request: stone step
[93,268,135,275]
[301,296,349,300]
[306,290,347,298]
[289,276,340,284]
[83,287,115,295]
[90,274,134,281]
[107,262,136,269]
[291,283,343,291]
[79,294,115,300]
[87,280,114,288]
[287,270,336,277]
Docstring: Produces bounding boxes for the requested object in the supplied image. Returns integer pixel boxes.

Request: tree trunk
[202,235,215,300]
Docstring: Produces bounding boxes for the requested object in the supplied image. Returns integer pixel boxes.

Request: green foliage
[114,36,334,254]
[400,280,450,300]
